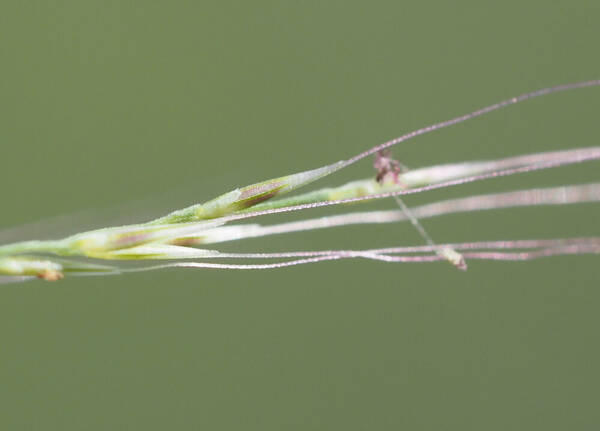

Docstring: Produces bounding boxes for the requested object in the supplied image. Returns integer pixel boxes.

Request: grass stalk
[1,79,598,282]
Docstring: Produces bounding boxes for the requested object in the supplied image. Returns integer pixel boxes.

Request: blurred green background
[1,1,599,429]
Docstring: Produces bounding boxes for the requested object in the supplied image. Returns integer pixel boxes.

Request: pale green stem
[176,183,600,245]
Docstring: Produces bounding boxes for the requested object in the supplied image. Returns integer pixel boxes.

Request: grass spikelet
[0,79,598,282]
[150,161,346,224]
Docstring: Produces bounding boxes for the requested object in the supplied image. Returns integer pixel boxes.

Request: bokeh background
[1,1,599,429]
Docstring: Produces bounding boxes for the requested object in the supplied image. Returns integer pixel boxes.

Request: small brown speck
[38,269,64,281]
